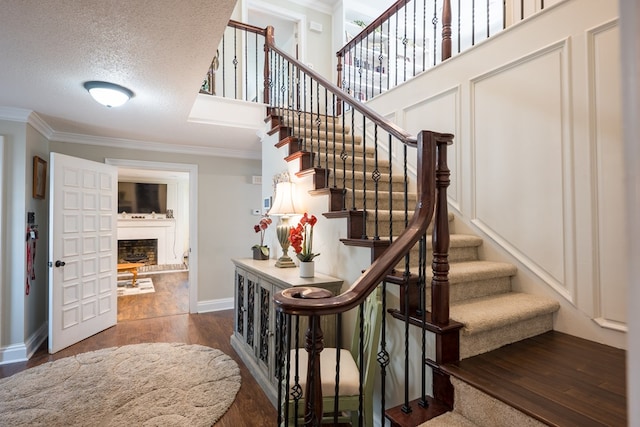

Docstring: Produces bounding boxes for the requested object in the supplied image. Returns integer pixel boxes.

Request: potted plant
[252,215,272,260]
[289,212,320,277]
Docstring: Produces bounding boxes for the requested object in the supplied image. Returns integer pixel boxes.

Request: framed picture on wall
[33,156,47,199]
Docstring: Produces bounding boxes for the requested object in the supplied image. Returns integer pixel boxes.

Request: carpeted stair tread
[417,260,517,284]
[451,292,560,335]
[419,411,479,427]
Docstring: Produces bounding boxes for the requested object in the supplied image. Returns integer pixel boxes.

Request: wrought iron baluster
[413,0,417,77]
[333,312,343,425]
[351,112,356,211]
[244,30,248,101]
[332,93,337,188]
[472,0,476,46]
[388,134,394,242]
[487,0,491,38]
[361,114,368,239]
[233,27,238,99]
[433,0,438,66]
[373,124,380,240]
[377,283,390,427]
[458,0,462,52]
[403,4,408,82]
[365,34,370,101]
[423,0,427,72]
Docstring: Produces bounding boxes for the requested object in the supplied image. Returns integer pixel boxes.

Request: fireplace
[118,239,158,265]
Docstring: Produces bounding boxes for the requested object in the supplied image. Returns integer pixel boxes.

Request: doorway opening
[106,159,198,322]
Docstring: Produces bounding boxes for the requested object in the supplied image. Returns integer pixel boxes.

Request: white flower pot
[299,261,314,278]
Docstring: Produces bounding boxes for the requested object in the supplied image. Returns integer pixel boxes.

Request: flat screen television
[118,182,167,214]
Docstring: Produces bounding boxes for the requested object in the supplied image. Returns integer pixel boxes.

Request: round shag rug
[0,343,241,426]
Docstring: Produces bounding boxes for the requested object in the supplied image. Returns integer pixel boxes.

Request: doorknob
[55,260,66,267]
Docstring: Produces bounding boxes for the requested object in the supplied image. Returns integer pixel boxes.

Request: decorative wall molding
[402,85,461,210]
[470,39,576,302]
[586,19,626,330]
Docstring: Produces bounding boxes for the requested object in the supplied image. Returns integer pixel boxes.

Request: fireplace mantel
[117,218,180,265]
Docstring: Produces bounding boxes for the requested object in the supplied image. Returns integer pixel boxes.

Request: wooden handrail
[337,0,410,55]
[273,130,453,317]
[227,19,267,36]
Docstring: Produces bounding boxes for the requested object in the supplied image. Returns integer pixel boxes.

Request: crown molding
[1,106,261,160]
[0,107,55,138]
[0,106,32,122]
[50,131,261,160]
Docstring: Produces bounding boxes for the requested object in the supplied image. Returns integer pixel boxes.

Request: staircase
[268,110,568,425]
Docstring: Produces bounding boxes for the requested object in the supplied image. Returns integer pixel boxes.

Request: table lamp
[268,181,299,268]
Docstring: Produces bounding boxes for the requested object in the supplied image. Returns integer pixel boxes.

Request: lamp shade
[269,182,299,216]
[83,81,134,107]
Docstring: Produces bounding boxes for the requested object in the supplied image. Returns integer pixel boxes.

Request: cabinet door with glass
[256,280,274,380]
[234,267,258,352]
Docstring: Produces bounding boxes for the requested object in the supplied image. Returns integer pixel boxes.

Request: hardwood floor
[443,331,627,426]
[117,271,189,321]
[0,311,278,426]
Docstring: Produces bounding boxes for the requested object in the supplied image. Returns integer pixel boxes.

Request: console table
[230,258,343,406]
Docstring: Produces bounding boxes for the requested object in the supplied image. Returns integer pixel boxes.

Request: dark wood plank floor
[117,271,189,321]
[443,331,627,427]
[0,311,277,426]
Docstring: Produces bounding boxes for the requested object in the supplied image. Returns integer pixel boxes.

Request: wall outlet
[252,176,262,185]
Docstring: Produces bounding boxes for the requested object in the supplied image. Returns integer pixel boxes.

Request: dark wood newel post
[431,137,451,326]
[264,26,275,109]
[304,315,324,427]
[441,0,452,61]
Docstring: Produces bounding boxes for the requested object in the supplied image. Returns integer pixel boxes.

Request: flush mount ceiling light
[83,81,134,108]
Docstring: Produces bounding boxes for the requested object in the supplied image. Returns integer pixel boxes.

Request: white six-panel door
[48,153,117,353]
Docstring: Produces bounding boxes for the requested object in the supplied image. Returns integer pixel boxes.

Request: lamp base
[275,255,296,268]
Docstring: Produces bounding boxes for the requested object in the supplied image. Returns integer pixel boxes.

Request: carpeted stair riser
[450,293,560,359]
[330,169,407,192]
[297,129,363,144]
[398,261,515,306]
[407,234,482,263]
[459,313,555,360]
[346,188,415,211]
[279,117,350,134]
[314,152,392,174]
[451,378,546,427]
[358,210,454,237]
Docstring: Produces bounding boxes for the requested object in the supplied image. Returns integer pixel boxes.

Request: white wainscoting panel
[471,42,573,298]
[588,20,627,330]
[403,86,460,209]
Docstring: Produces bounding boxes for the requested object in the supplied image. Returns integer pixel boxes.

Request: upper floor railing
[337,0,549,102]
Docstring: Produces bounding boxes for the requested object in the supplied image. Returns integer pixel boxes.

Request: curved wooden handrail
[267,42,416,146]
[273,130,453,317]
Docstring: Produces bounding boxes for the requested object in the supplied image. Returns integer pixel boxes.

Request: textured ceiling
[0,0,264,158]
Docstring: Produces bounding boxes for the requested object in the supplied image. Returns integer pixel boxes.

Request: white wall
[619,0,639,424]
[364,0,625,349]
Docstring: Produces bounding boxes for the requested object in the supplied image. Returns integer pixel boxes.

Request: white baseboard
[26,322,48,359]
[0,344,27,365]
[198,297,234,313]
[0,321,48,365]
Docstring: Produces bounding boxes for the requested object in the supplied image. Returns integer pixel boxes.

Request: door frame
[105,158,198,313]
[245,0,306,62]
